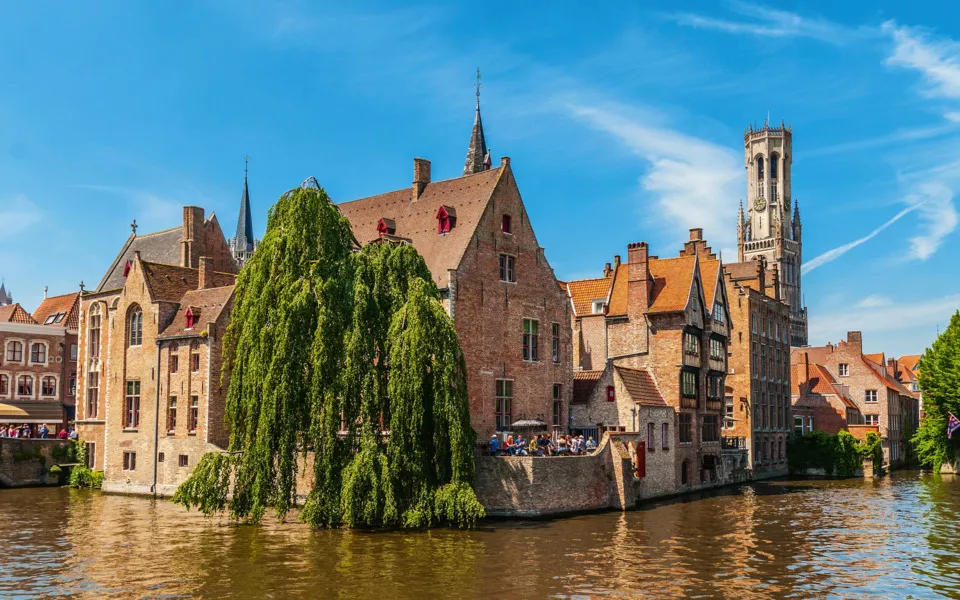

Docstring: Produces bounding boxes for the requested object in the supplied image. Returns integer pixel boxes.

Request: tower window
[770,152,779,179]
[502,214,512,234]
[756,155,764,180]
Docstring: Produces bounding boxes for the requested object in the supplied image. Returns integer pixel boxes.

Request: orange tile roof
[566,276,612,317]
[791,363,857,410]
[0,304,37,324]
[615,366,665,406]
[647,255,697,314]
[864,353,885,366]
[862,358,914,396]
[159,285,236,338]
[699,258,722,306]
[32,292,80,330]
[606,263,629,317]
[899,355,921,372]
[337,168,503,289]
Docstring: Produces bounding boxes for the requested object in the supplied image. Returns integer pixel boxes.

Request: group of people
[489,432,597,457]
[0,424,76,440]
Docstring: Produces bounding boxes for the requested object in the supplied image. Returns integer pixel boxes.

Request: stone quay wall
[0,438,71,487]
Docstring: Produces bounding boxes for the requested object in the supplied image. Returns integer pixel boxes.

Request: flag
[948,413,960,439]
[483,150,492,170]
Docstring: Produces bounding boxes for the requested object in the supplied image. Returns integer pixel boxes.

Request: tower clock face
[754,196,767,211]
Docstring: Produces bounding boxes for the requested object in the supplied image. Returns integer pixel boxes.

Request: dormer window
[436,205,456,234]
[376,218,396,237]
[185,307,200,330]
[592,300,606,314]
[502,214,512,234]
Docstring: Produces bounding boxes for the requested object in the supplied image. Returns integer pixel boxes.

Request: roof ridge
[338,167,503,207]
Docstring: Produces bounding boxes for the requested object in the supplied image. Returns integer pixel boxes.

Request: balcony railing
[706,399,724,412]
[722,436,747,451]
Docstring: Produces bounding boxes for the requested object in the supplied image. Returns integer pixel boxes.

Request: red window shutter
[607,385,615,402]
[502,214,512,233]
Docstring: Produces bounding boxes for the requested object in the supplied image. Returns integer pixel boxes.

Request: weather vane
[245,155,250,178]
[131,219,137,235]
[475,67,482,106]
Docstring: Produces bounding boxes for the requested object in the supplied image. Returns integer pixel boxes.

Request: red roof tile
[647,256,697,314]
[141,261,236,303]
[572,370,604,404]
[0,304,36,324]
[567,276,612,317]
[615,366,665,406]
[337,168,503,289]
[32,292,80,329]
[159,285,235,338]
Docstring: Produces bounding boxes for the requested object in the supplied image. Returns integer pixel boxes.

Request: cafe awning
[0,402,64,424]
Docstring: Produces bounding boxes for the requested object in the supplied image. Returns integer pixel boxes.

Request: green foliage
[175,183,483,529]
[49,465,62,474]
[912,311,960,472]
[788,430,883,477]
[11,448,42,462]
[51,442,77,462]
[68,440,103,489]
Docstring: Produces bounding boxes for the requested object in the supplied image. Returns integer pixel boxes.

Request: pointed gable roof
[615,366,666,406]
[566,275,613,317]
[337,168,503,289]
[235,174,254,251]
[0,303,37,324]
[159,285,235,338]
[32,292,81,329]
[97,226,183,292]
[647,255,699,314]
[140,261,236,303]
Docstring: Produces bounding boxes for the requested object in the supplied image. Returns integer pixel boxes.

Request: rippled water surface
[3,473,960,598]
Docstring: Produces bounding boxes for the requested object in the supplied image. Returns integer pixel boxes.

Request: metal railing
[721,436,747,450]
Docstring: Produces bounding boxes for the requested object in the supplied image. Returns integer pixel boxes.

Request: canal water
[2,472,960,599]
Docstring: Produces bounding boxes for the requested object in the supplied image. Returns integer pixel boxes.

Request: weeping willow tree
[173,181,483,528]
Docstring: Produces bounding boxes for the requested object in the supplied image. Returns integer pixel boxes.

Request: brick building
[566,230,738,490]
[791,332,920,465]
[75,207,239,493]
[0,292,80,432]
[722,259,792,477]
[336,100,572,440]
[791,352,861,435]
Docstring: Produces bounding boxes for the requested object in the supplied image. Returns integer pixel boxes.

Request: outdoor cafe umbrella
[509,419,548,431]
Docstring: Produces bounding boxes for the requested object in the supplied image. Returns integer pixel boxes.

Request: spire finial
[131,219,137,235]
[244,155,250,179]
[474,67,482,107]
[79,280,85,293]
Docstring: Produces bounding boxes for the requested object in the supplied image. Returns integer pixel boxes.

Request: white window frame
[5,338,26,365]
[838,363,849,377]
[591,299,605,315]
[16,374,35,398]
[865,389,878,403]
[40,373,58,397]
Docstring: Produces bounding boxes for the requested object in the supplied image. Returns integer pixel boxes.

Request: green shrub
[788,430,880,476]
[67,441,103,489]
[49,465,62,474]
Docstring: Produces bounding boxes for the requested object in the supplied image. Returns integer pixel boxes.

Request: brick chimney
[801,351,810,390]
[769,264,781,301]
[887,357,900,380]
[846,331,863,352]
[627,242,652,317]
[198,256,214,290]
[181,206,206,268]
[413,158,431,200]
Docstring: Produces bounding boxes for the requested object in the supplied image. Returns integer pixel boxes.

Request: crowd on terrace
[489,433,597,457]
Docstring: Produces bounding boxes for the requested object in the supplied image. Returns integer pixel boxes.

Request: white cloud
[905,182,958,260]
[802,203,922,275]
[567,103,741,248]
[665,1,857,45]
[810,293,960,353]
[0,195,42,236]
[857,295,892,308]
[883,21,960,100]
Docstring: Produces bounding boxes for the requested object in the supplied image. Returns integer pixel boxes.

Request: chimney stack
[43,285,48,299]
[603,262,612,277]
[198,256,214,290]
[689,228,703,241]
[627,242,652,316]
[181,206,206,268]
[846,331,862,352]
[413,158,431,200]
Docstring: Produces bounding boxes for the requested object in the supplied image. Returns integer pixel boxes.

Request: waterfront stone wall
[0,438,70,487]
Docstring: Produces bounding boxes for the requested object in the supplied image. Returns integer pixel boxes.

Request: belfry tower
[737,119,808,346]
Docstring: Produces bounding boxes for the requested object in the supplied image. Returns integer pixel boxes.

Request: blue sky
[1,1,958,356]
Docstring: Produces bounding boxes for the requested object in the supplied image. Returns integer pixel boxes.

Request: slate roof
[97,226,183,292]
[615,366,665,406]
[572,370,604,404]
[141,261,236,303]
[159,285,236,338]
[32,292,81,329]
[463,103,488,175]
[234,175,254,251]
[336,167,503,289]
[0,304,37,324]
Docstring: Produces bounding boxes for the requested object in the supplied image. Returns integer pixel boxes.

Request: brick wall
[0,323,70,430]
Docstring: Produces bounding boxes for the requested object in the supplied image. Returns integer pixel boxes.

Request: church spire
[230,156,257,266]
[463,68,490,176]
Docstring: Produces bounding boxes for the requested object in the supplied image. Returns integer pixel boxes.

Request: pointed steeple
[463,68,489,176]
[235,156,254,252]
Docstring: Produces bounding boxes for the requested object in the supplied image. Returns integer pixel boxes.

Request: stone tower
[737,119,808,346]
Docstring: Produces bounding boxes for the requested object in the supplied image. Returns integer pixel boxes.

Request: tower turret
[463,68,491,176]
[229,157,258,266]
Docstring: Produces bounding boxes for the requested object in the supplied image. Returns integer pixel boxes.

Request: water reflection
[2,473,959,598]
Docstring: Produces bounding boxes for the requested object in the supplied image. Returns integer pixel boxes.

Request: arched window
[41,376,57,396]
[756,155,765,180]
[89,303,102,358]
[6,341,23,363]
[30,342,47,364]
[0,374,9,395]
[128,305,143,347]
[17,375,34,396]
[770,152,779,179]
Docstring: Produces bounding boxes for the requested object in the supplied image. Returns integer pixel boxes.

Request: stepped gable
[32,292,81,329]
[336,168,502,288]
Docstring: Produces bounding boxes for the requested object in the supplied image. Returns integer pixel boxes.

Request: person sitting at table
[489,434,500,456]
[586,436,597,452]
[505,435,515,456]
[514,435,528,456]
